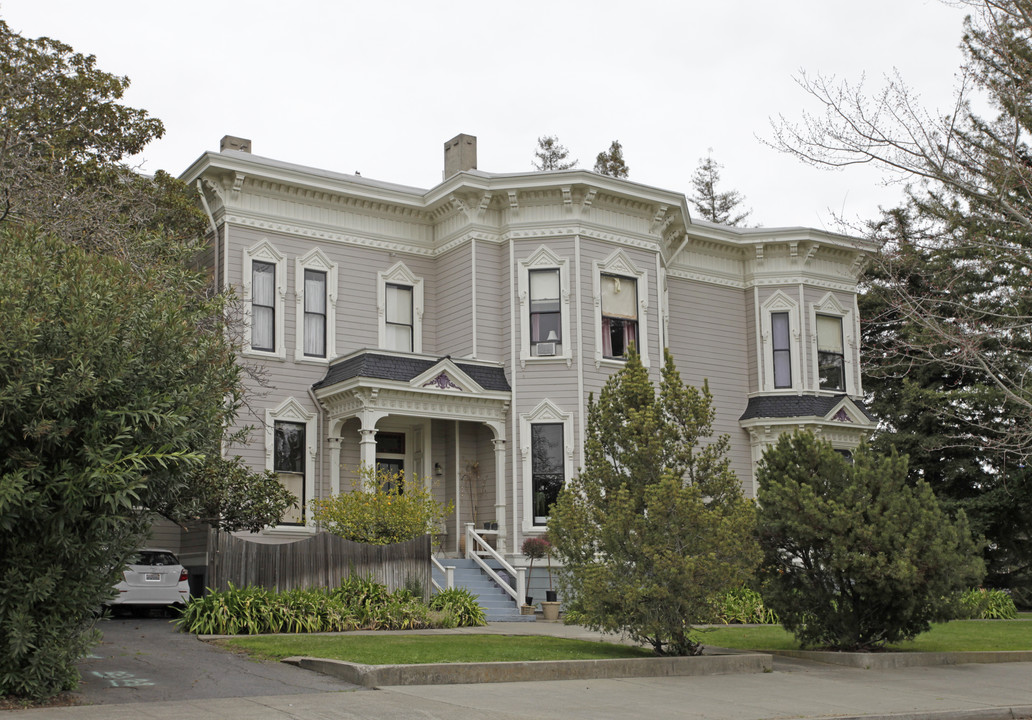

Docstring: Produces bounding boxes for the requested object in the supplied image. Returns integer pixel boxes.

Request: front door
[375,431,406,493]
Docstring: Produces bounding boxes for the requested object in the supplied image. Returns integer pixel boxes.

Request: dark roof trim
[314,352,510,392]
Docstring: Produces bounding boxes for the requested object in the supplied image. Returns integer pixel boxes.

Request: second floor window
[386,283,413,351]
[251,261,275,352]
[817,314,845,391]
[303,269,327,357]
[601,273,637,359]
[772,311,791,389]
[530,268,562,356]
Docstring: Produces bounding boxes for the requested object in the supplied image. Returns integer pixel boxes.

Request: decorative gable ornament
[423,372,461,391]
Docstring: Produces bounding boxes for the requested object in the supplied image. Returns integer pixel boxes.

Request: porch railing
[465,522,525,605]
[430,555,454,593]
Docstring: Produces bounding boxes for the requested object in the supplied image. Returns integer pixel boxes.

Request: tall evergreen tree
[548,348,758,656]
[593,140,629,178]
[688,152,751,226]
[532,135,578,171]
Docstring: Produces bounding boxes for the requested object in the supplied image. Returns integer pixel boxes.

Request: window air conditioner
[536,342,557,356]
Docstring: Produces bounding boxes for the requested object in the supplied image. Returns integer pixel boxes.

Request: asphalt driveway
[73,613,363,705]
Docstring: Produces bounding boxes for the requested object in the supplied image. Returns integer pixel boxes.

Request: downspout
[196,180,220,291]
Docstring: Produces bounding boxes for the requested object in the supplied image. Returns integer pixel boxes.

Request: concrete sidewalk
[11,622,1032,720]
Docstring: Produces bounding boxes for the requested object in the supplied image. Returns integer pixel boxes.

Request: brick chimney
[443,133,476,179]
[220,135,252,153]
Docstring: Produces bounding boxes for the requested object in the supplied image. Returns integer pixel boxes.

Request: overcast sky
[2,1,973,230]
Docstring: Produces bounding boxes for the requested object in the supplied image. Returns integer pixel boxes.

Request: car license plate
[146,573,160,581]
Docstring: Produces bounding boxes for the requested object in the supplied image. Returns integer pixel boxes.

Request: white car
[108,549,190,615]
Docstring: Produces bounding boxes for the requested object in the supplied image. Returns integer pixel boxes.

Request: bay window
[601,273,637,359]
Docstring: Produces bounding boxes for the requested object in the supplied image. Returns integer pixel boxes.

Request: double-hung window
[531,423,564,525]
[303,269,327,357]
[385,284,414,352]
[601,273,638,359]
[529,269,562,356]
[816,314,845,391]
[251,261,276,352]
[274,421,305,525]
[771,311,792,389]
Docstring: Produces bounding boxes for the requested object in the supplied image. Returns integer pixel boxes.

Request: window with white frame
[385,284,414,351]
[295,247,337,362]
[816,314,845,391]
[518,246,571,366]
[530,423,564,525]
[759,290,801,392]
[530,269,562,356]
[593,249,649,368]
[243,240,286,358]
[274,421,306,525]
[252,262,276,352]
[601,273,638,359]
[378,262,423,353]
[771,312,792,389]
[265,397,316,528]
[520,399,573,529]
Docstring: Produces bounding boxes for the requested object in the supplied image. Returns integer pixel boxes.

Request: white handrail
[430,555,455,592]
[465,522,525,605]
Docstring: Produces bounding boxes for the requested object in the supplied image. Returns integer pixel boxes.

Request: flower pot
[540,601,560,622]
[525,595,533,606]
[545,590,558,602]
[520,604,536,616]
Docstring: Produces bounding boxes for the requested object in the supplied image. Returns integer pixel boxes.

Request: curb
[809,707,1032,720]
[766,649,1032,670]
[281,652,773,686]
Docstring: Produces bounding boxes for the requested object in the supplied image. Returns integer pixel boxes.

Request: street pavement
[8,617,1032,719]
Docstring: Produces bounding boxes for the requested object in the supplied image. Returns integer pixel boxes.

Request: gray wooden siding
[434,244,474,357]
[666,278,754,492]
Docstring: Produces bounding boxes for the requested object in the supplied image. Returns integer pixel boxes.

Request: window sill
[242,348,286,361]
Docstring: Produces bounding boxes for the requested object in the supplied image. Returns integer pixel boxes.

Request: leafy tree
[0,22,293,699]
[689,152,751,226]
[548,348,759,656]
[756,432,984,651]
[771,0,1032,458]
[532,135,578,171]
[593,140,629,178]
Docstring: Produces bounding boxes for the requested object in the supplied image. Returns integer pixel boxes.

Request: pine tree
[593,140,629,178]
[532,135,578,171]
[756,432,984,650]
[689,152,751,226]
[548,348,758,656]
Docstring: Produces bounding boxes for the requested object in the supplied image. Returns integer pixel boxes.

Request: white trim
[265,397,318,531]
[810,292,856,395]
[592,249,650,368]
[377,261,424,353]
[517,245,572,368]
[519,399,574,531]
[294,247,338,363]
[759,290,802,392]
[242,239,287,360]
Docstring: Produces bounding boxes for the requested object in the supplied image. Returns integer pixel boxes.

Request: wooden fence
[206,530,431,597]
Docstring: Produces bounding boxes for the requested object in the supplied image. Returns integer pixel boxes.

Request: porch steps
[432,557,535,622]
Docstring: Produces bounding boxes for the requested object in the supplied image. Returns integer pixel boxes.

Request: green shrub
[756,433,984,651]
[713,587,779,625]
[178,577,449,635]
[428,588,487,627]
[956,588,1018,620]
[310,466,453,545]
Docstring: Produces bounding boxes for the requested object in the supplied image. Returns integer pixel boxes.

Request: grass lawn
[697,618,1032,653]
[218,634,654,665]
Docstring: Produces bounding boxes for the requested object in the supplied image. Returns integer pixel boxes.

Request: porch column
[358,428,378,481]
[327,437,342,495]
[492,435,508,555]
